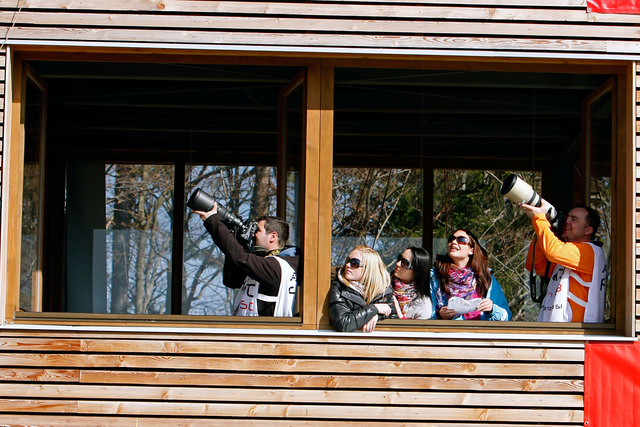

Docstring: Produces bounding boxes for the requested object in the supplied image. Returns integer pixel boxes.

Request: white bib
[537,243,606,323]
[233,277,260,316]
[232,256,297,317]
[270,257,298,317]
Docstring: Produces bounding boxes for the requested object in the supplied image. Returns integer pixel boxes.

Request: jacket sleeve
[531,214,595,276]
[222,255,246,289]
[203,214,282,295]
[328,282,378,332]
[379,290,399,320]
[405,295,433,320]
[525,233,556,278]
[429,271,440,319]
[481,276,512,321]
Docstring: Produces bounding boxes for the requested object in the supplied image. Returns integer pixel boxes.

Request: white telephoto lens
[501,174,541,207]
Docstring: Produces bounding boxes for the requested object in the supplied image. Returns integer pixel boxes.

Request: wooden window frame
[3,50,327,329]
[319,58,635,336]
[1,48,635,336]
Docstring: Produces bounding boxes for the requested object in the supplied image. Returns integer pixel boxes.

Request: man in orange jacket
[520,201,606,323]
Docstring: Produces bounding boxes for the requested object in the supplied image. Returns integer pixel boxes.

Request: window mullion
[171,161,186,315]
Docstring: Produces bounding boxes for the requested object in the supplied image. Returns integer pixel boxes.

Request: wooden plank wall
[637,65,640,338]
[0,5,636,327]
[0,0,636,424]
[0,49,4,219]
[0,330,585,425]
[0,0,635,56]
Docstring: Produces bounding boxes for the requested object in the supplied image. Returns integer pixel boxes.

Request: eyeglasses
[447,235,470,245]
[396,254,414,270]
[345,258,363,269]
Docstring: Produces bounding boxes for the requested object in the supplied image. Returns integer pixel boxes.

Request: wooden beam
[2,12,640,40]
[624,61,638,337]
[300,66,320,327]
[0,0,591,9]
[5,27,638,56]
[0,368,79,382]
[0,1,599,22]
[316,64,334,328]
[4,400,579,422]
[0,415,585,427]
[75,339,586,361]
[80,370,584,392]
[0,383,584,407]
[0,353,584,376]
[4,51,23,322]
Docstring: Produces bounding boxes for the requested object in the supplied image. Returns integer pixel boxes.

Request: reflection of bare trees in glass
[20,164,41,311]
[183,165,276,315]
[331,167,612,321]
[331,168,544,320]
[590,177,611,255]
[434,170,613,321]
[433,170,542,321]
[106,164,174,314]
[591,176,612,320]
[332,168,423,267]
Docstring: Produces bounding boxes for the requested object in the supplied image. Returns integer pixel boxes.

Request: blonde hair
[341,245,391,304]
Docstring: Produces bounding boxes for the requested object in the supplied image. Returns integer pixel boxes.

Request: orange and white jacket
[526,214,606,323]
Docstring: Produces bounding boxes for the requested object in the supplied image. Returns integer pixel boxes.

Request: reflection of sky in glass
[102,230,171,315]
[182,165,277,315]
[101,164,174,315]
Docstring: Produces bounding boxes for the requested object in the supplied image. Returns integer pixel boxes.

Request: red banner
[585,341,640,426]
[588,0,640,13]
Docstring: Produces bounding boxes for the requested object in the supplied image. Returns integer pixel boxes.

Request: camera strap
[529,235,551,304]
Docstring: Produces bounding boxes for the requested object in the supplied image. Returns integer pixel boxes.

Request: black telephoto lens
[187,188,215,212]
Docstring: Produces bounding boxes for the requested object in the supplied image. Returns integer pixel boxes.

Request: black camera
[187,188,258,247]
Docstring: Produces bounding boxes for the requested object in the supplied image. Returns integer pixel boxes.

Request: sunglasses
[396,254,414,270]
[345,258,363,269]
[447,235,470,245]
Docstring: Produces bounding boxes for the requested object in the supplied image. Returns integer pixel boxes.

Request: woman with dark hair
[430,229,511,321]
[392,246,433,319]
[329,245,398,332]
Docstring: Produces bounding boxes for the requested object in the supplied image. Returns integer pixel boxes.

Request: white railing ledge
[1,323,636,342]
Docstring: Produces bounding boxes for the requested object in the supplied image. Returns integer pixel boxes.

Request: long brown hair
[434,229,491,297]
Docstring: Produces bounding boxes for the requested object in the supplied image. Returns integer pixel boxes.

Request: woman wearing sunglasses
[329,245,397,332]
[392,247,433,319]
[431,229,511,321]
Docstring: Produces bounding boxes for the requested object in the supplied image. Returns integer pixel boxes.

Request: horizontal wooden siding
[0,0,636,56]
[0,1,637,424]
[0,330,585,425]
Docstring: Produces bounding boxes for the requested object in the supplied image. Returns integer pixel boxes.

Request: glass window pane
[587,89,612,321]
[20,78,45,312]
[282,81,304,246]
[183,165,277,315]
[333,66,615,325]
[433,169,542,321]
[65,163,174,314]
[331,167,423,267]
[21,165,41,310]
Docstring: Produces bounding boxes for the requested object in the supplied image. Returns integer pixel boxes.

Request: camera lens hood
[500,174,541,207]
[187,188,215,212]
[500,174,518,196]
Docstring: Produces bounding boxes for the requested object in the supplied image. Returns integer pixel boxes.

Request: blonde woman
[329,245,397,332]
